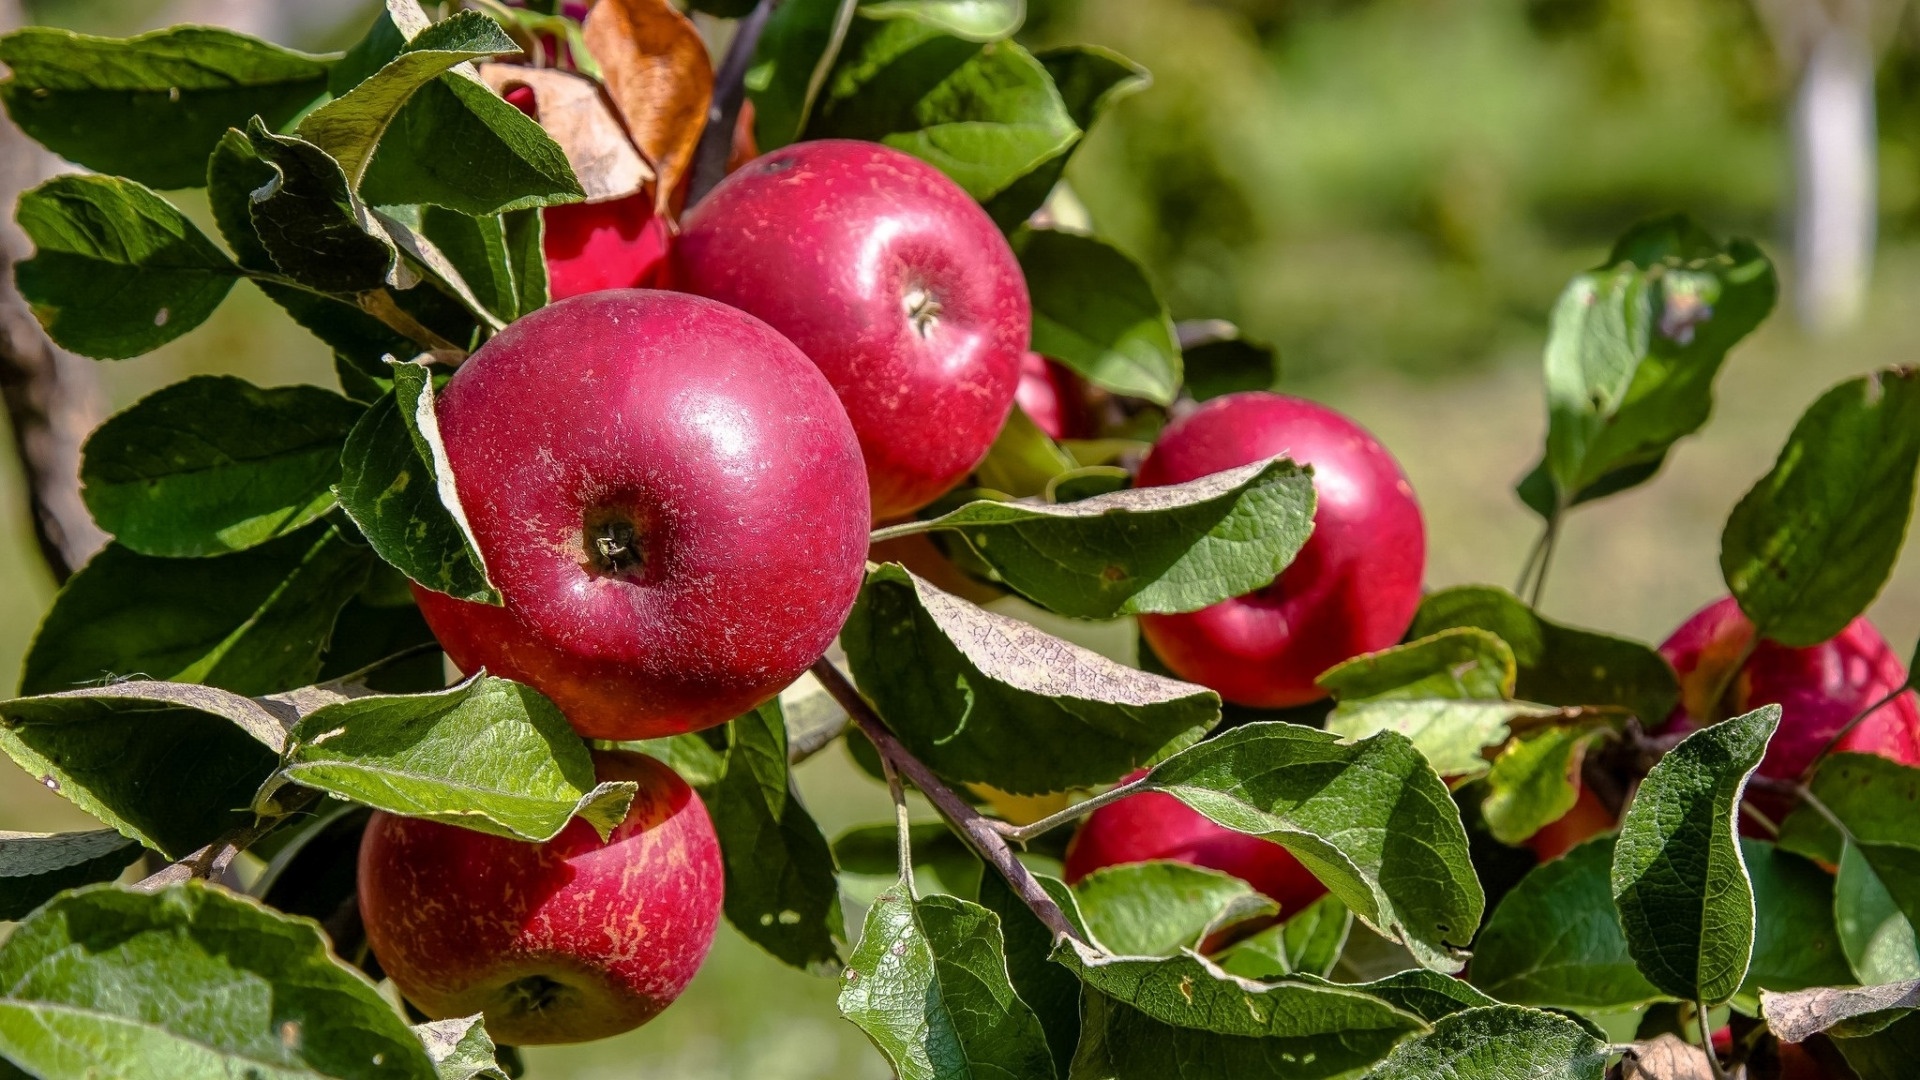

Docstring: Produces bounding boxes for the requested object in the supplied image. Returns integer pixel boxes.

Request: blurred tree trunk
[1757,0,1903,335]
[0,0,108,583]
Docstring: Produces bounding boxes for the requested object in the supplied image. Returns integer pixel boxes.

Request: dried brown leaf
[1618,1034,1716,1080]
[477,63,651,202]
[582,0,713,211]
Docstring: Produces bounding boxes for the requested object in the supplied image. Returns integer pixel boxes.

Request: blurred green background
[4,0,1920,1076]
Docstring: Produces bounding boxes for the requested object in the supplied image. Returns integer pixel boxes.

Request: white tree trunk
[1790,25,1878,334]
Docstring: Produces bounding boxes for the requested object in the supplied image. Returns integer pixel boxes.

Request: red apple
[1522,784,1617,862]
[1136,392,1426,708]
[411,290,869,739]
[1016,352,1092,441]
[670,140,1031,520]
[1658,597,1920,783]
[358,750,722,1045]
[1064,773,1329,918]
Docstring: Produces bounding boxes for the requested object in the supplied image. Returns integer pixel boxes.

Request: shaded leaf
[1481,722,1610,845]
[0,831,140,921]
[13,174,238,359]
[1611,705,1779,1004]
[1834,1011,1920,1080]
[1837,843,1920,984]
[585,0,713,207]
[80,376,363,557]
[1469,836,1663,1009]
[843,564,1218,794]
[274,675,635,843]
[1016,228,1181,405]
[242,118,399,294]
[475,64,651,202]
[1721,367,1920,647]
[1181,333,1281,403]
[1216,893,1351,980]
[1795,755,1920,955]
[1138,721,1483,972]
[1333,969,1499,1023]
[978,871,1082,1077]
[747,0,860,150]
[878,456,1314,618]
[0,884,431,1079]
[0,25,332,189]
[981,44,1149,230]
[1071,862,1276,957]
[359,70,584,216]
[1361,1005,1607,1080]
[1737,839,1854,1011]
[974,405,1078,498]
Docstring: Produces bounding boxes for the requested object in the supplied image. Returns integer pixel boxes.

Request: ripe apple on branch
[0,1,1917,1078]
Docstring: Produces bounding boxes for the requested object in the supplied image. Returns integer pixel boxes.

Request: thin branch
[996,776,1148,846]
[133,787,323,892]
[1526,514,1561,609]
[810,657,1081,942]
[685,0,780,206]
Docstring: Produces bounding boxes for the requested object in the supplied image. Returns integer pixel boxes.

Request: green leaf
[1180,331,1281,404]
[0,26,332,190]
[1138,721,1484,972]
[1334,969,1501,1023]
[978,872,1082,1076]
[0,831,140,921]
[860,0,1024,39]
[808,21,1077,201]
[1410,585,1679,725]
[1798,755,1920,947]
[1522,216,1776,518]
[1763,981,1920,1044]
[627,733,728,789]
[981,44,1149,231]
[838,880,1057,1080]
[1611,704,1779,1004]
[13,174,239,359]
[359,68,583,216]
[412,207,525,325]
[1216,893,1352,979]
[1469,837,1664,1009]
[1016,229,1181,405]
[836,821,983,905]
[1360,1005,1607,1080]
[21,522,372,698]
[242,118,400,295]
[0,884,432,1080]
[501,207,547,316]
[297,11,519,186]
[415,1016,509,1080]
[703,700,844,974]
[1834,1011,1920,1080]
[336,361,499,604]
[1837,843,1920,984]
[841,564,1218,794]
[1737,839,1854,1012]
[1058,942,1422,1069]
[80,376,364,557]
[1071,862,1277,957]
[1720,367,1920,647]
[748,0,859,149]
[1480,721,1610,845]
[974,405,1078,498]
[274,675,634,843]
[877,456,1315,619]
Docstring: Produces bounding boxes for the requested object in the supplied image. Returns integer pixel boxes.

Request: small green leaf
[974,405,1078,498]
[1016,229,1181,405]
[1611,704,1779,1004]
[1737,839,1854,1012]
[878,456,1315,618]
[21,522,372,698]
[13,174,239,359]
[1180,331,1281,404]
[1721,367,1920,647]
[298,11,519,186]
[1833,1011,1920,1080]
[1333,969,1501,1023]
[1411,584,1679,725]
[1138,721,1484,972]
[242,118,400,294]
[277,675,634,843]
[81,376,364,557]
[336,361,500,604]
[1469,837,1664,1010]
[747,0,859,150]
[703,700,844,974]
[1836,843,1920,984]
[1216,893,1352,980]
[0,831,140,921]
[1763,980,1920,1044]
[838,881,1057,1080]
[841,564,1218,794]
[1522,216,1776,518]
[1360,1005,1607,1080]
[981,44,1149,230]
[626,732,727,789]
[809,21,1077,201]
[0,884,433,1080]
[0,25,333,190]
[415,1015,510,1080]
[360,67,584,216]
[1071,862,1277,957]
[1480,721,1610,844]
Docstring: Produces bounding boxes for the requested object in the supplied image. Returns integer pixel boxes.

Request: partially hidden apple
[1658,596,1920,782]
[412,290,869,739]
[1136,392,1426,708]
[1064,773,1329,918]
[358,750,722,1045]
[670,140,1031,520]
[1522,784,1617,862]
[1016,352,1093,441]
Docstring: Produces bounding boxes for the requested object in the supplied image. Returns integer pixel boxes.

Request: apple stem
[1802,684,1908,780]
[686,0,782,206]
[1697,1002,1731,1080]
[994,778,1150,846]
[810,657,1083,942]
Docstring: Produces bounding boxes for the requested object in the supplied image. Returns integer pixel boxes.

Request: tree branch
[685,0,779,206]
[810,657,1082,942]
[134,787,323,892]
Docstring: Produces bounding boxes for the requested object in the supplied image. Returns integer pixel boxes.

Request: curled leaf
[476,63,651,202]
[584,0,714,208]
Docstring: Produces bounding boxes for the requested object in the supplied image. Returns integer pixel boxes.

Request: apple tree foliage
[2,1,1919,1077]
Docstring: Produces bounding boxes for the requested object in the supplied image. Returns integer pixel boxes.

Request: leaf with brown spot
[475,63,651,202]
[583,0,713,210]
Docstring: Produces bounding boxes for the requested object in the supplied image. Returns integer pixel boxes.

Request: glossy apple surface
[1136,392,1426,708]
[1064,775,1328,917]
[670,140,1030,519]
[358,751,722,1045]
[1015,352,1091,441]
[1658,596,1920,781]
[412,290,869,739]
